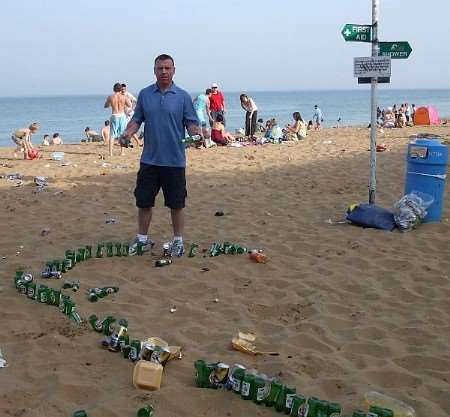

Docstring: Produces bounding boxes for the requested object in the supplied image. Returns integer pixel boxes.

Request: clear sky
[1,0,449,96]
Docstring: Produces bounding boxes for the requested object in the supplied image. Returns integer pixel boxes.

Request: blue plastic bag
[346,204,396,231]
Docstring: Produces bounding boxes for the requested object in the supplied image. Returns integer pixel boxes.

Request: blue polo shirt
[132,82,199,167]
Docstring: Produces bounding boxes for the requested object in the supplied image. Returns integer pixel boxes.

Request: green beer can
[64,299,76,316]
[27,282,37,299]
[194,359,209,388]
[369,406,394,417]
[59,294,70,313]
[85,245,92,259]
[121,242,130,256]
[290,394,307,417]
[274,384,287,412]
[15,270,24,287]
[352,411,367,417]
[129,340,142,361]
[241,372,255,400]
[264,379,283,407]
[106,242,114,257]
[252,376,267,404]
[17,279,28,294]
[122,345,131,359]
[328,402,342,417]
[96,243,104,258]
[47,289,61,306]
[114,242,122,256]
[284,386,297,414]
[73,411,88,417]
[231,366,246,394]
[102,316,116,336]
[37,285,49,303]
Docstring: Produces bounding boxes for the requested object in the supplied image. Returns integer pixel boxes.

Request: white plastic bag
[393,191,433,232]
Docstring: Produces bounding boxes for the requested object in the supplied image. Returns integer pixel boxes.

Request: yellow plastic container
[133,360,163,391]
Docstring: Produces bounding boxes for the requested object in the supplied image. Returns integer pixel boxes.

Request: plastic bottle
[364,391,416,417]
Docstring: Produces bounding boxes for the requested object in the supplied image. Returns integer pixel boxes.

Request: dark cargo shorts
[134,164,187,209]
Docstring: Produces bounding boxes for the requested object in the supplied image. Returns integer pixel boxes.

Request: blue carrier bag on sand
[346,203,396,231]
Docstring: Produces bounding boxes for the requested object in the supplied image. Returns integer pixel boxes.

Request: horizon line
[1,87,449,100]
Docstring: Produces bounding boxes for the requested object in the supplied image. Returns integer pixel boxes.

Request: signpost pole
[369,0,379,204]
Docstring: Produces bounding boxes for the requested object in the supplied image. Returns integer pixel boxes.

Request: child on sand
[11,122,40,159]
[51,133,63,145]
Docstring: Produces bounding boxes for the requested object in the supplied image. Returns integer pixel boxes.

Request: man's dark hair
[154,54,174,65]
[293,112,303,122]
[84,127,90,132]
[113,83,122,92]
[216,114,224,123]
[44,134,49,138]
[257,118,263,123]
[205,88,212,95]
[105,120,110,126]
[53,133,59,138]
[121,83,127,88]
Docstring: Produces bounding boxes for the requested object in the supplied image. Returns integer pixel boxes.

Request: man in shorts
[120,54,201,256]
[104,82,132,156]
[11,122,40,159]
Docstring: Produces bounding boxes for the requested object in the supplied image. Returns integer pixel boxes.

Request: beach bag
[346,203,396,231]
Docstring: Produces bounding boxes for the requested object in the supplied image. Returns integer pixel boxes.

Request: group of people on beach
[378,103,416,129]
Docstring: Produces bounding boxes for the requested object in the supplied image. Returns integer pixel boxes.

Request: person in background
[307,120,314,130]
[256,118,266,133]
[240,94,258,138]
[104,82,132,156]
[84,127,103,143]
[51,133,63,145]
[411,104,416,124]
[268,118,283,142]
[405,103,411,124]
[119,53,201,257]
[11,122,40,159]
[211,114,234,145]
[209,83,226,125]
[312,105,323,130]
[121,83,137,120]
[101,120,111,145]
[193,88,213,144]
[284,112,307,141]
[42,134,50,146]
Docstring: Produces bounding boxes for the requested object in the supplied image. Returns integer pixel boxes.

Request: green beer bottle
[240,372,255,400]
[290,394,307,417]
[105,242,114,257]
[264,379,283,407]
[121,242,130,256]
[316,400,329,417]
[114,242,122,256]
[352,411,366,417]
[47,289,60,306]
[122,345,131,359]
[70,311,83,324]
[59,294,70,313]
[96,243,104,258]
[73,411,88,417]
[15,270,24,287]
[328,402,342,417]
[64,299,76,316]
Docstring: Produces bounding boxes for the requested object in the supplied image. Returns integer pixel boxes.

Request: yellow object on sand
[145,337,183,361]
[231,331,279,356]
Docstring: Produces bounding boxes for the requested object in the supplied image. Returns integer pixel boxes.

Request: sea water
[0,89,448,147]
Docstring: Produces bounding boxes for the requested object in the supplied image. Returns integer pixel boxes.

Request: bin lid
[407,136,448,164]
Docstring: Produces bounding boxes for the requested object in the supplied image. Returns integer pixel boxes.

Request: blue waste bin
[405,135,448,223]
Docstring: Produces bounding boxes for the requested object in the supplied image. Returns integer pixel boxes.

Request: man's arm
[121,120,141,139]
[104,96,111,108]
[206,98,213,122]
[221,92,226,112]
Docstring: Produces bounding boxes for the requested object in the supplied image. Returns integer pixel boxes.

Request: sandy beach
[0,125,449,417]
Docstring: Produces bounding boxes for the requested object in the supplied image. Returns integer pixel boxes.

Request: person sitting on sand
[84,127,103,143]
[382,107,395,128]
[284,112,307,141]
[256,118,266,133]
[211,114,235,145]
[51,132,63,145]
[396,109,407,128]
[11,122,40,159]
[267,118,283,142]
[42,134,50,146]
[307,120,314,130]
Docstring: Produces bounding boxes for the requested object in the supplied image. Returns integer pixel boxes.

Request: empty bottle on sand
[365,391,415,417]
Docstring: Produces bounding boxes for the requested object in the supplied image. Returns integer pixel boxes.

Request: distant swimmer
[104,82,132,156]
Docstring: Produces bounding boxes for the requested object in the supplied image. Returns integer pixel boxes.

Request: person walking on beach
[312,105,323,130]
[119,54,201,257]
[11,122,40,159]
[193,88,214,146]
[209,83,226,125]
[240,94,258,138]
[104,82,132,156]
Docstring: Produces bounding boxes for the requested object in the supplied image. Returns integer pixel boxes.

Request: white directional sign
[353,56,391,78]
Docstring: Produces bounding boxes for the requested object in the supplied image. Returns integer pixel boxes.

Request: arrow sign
[379,41,412,59]
[341,24,372,42]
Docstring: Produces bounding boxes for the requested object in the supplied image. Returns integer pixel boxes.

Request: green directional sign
[341,24,372,42]
[379,41,412,59]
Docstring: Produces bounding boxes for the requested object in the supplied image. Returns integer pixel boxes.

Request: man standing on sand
[209,82,226,126]
[104,82,132,156]
[119,54,201,257]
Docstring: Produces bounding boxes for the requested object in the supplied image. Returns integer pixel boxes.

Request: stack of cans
[208,241,248,257]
